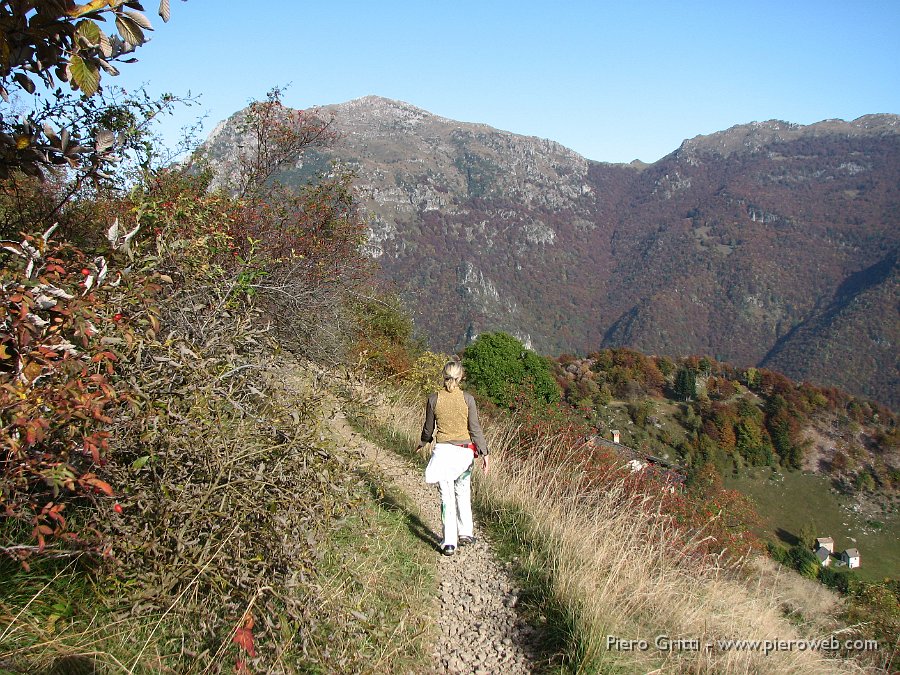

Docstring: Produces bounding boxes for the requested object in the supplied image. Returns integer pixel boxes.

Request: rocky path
[329,408,547,674]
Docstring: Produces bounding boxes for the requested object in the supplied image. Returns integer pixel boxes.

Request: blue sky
[113,1,900,164]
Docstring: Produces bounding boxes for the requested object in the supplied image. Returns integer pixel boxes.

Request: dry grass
[367,387,865,674]
[313,474,436,672]
[746,556,847,633]
[0,366,436,674]
[0,268,432,673]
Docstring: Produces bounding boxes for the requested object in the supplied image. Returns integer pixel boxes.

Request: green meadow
[725,468,899,582]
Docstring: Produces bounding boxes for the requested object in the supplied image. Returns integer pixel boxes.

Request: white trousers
[425,443,475,547]
[438,464,473,548]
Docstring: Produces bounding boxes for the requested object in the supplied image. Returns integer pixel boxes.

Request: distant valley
[199,97,900,408]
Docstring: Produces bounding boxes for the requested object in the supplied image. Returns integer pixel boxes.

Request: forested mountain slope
[199,98,900,407]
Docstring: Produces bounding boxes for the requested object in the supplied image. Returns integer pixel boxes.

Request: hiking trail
[329,408,546,673]
[279,363,548,675]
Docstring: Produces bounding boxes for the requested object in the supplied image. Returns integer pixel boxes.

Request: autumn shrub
[0,77,378,562]
[403,350,451,395]
[0,155,433,670]
[228,178,371,363]
[0,172,106,242]
[0,217,164,566]
[352,291,420,379]
[0,166,225,559]
[587,347,666,396]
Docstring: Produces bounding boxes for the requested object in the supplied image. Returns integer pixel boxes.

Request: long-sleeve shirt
[420,389,489,456]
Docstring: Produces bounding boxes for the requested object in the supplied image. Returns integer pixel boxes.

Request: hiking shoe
[458,536,476,547]
[441,545,456,556]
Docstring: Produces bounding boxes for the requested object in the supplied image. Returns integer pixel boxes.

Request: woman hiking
[417,356,490,556]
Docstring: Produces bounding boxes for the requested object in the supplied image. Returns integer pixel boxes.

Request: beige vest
[433,389,470,443]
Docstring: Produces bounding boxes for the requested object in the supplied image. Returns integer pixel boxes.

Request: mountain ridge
[197,97,900,408]
[323,95,900,163]
[675,113,900,160]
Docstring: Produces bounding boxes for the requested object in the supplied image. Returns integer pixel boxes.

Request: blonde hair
[442,357,464,392]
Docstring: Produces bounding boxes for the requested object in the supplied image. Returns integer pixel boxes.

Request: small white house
[815,537,834,553]
[841,548,861,569]
[814,547,831,567]
[612,430,620,444]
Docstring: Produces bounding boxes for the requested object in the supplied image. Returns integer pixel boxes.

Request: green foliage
[787,544,820,579]
[686,462,724,497]
[766,541,790,565]
[656,355,675,378]
[735,418,773,466]
[677,404,702,434]
[696,435,728,473]
[819,565,852,593]
[588,348,666,397]
[798,521,818,549]
[799,558,821,580]
[854,471,876,493]
[462,332,560,408]
[698,356,713,375]
[674,367,697,401]
[0,0,172,97]
[744,367,761,389]
[564,374,600,409]
[627,400,653,428]
[551,347,893,495]
[405,350,451,395]
[357,294,413,343]
[593,383,612,406]
[0,0,183,181]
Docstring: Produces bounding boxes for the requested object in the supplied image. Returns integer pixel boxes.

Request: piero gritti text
[606,635,879,655]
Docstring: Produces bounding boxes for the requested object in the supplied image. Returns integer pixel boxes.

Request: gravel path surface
[329,408,547,674]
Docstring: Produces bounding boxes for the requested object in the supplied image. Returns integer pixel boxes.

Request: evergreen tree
[798,521,818,549]
[674,367,697,401]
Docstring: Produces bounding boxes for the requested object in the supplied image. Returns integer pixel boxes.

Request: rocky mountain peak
[325,95,438,129]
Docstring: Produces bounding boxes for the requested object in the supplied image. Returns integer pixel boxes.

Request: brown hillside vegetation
[0,162,436,672]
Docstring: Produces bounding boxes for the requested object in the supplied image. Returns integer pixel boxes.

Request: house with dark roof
[814,547,832,567]
[815,537,834,553]
[841,548,860,569]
